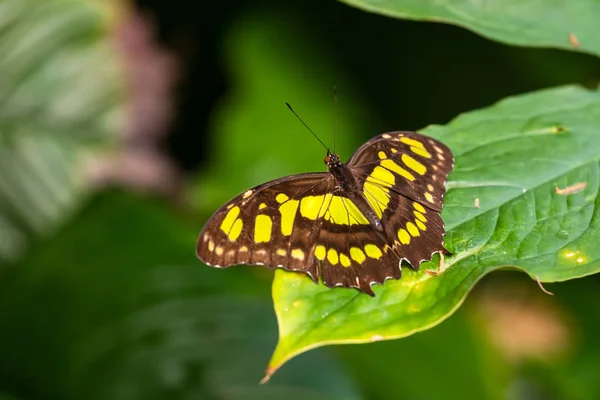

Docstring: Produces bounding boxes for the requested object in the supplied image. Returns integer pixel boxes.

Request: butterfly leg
[424,251,447,276]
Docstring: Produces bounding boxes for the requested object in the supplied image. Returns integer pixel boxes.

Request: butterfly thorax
[325,150,384,232]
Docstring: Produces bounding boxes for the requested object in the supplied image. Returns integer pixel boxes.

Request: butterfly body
[326,152,384,232]
[197,131,453,296]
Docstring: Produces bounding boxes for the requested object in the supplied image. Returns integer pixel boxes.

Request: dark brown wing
[197,173,335,282]
[315,173,449,296]
[314,210,402,296]
[304,132,453,295]
[346,131,453,274]
[196,170,408,296]
[347,131,453,211]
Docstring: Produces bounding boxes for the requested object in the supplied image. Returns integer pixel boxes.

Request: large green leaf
[266,84,600,379]
[340,0,600,57]
[0,0,122,265]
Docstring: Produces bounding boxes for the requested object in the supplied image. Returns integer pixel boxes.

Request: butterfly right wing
[196,171,404,296]
[196,173,335,282]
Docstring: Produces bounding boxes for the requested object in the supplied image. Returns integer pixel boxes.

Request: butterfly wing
[197,173,335,282]
[197,170,404,295]
[348,131,453,211]
[313,209,403,296]
[346,131,454,268]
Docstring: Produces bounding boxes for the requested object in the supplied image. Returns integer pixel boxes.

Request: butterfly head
[324,149,341,170]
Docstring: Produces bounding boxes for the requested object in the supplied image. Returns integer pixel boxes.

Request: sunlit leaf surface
[0,0,122,264]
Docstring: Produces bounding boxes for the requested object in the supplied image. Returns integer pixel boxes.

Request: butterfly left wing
[348,131,453,211]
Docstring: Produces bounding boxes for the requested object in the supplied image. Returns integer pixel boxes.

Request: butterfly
[196,131,453,296]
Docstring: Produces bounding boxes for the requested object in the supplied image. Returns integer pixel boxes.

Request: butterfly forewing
[197,173,335,281]
[348,131,453,211]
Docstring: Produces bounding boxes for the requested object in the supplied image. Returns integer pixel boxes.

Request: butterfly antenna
[285,102,329,151]
[333,85,338,154]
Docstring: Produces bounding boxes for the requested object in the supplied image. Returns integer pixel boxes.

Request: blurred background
[1,0,600,399]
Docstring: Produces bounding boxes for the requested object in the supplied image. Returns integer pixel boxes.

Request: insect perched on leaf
[196,104,453,296]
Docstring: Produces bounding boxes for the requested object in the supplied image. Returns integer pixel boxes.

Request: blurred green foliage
[0,0,121,265]
[1,0,600,399]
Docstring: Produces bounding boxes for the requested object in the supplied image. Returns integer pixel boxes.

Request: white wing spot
[291,249,305,261]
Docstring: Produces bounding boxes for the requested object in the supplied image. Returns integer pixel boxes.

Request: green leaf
[0,0,122,265]
[266,84,600,379]
[340,0,600,57]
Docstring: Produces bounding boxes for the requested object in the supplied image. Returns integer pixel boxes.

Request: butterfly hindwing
[383,189,448,267]
[315,218,401,296]
[315,185,448,295]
